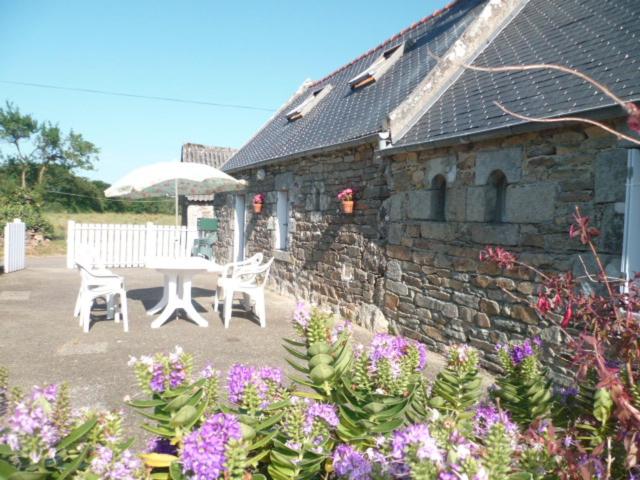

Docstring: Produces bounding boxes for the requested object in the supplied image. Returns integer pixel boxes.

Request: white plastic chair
[213,253,263,313]
[74,257,128,333]
[220,257,274,328]
[73,250,114,318]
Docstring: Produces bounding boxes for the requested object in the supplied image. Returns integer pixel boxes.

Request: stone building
[215,0,640,376]
[180,143,237,228]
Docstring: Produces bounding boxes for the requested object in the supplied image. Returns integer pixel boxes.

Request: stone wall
[382,124,627,378]
[216,123,629,379]
[214,143,390,331]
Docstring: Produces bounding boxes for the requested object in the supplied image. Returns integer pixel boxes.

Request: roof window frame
[348,42,406,90]
[285,84,333,121]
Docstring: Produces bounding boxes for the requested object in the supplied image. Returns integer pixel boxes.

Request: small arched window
[431,174,447,221]
[487,170,507,223]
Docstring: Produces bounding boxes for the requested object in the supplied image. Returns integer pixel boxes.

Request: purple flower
[227,364,254,405]
[182,413,242,480]
[227,364,284,409]
[259,366,283,384]
[0,384,61,463]
[510,339,534,365]
[90,446,142,480]
[369,334,426,373]
[391,423,443,472]
[150,363,166,393]
[333,444,372,480]
[293,302,311,329]
[555,385,579,405]
[473,404,518,441]
[200,363,219,380]
[147,436,178,455]
[304,401,339,434]
[169,360,186,389]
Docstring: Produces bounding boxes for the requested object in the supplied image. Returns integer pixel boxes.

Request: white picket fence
[3,219,26,273]
[66,221,198,269]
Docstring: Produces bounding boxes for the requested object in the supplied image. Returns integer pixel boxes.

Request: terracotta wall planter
[253,203,263,213]
[341,200,354,214]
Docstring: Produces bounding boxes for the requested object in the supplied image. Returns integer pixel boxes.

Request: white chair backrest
[223,253,263,277]
[234,257,274,287]
[76,259,97,283]
[75,245,106,270]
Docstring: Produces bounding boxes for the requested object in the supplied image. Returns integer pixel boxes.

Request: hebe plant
[492,337,554,425]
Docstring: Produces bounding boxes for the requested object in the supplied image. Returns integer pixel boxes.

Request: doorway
[234,194,246,261]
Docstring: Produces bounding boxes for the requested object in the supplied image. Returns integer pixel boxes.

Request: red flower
[569,210,600,244]
[551,293,562,309]
[626,102,640,134]
[479,246,517,270]
[536,294,552,315]
[561,306,573,328]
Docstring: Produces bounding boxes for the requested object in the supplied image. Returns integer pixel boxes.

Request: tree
[0,101,99,188]
[0,101,38,188]
[35,122,98,185]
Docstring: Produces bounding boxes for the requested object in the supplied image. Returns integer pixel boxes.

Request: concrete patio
[0,255,489,443]
[0,256,311,410]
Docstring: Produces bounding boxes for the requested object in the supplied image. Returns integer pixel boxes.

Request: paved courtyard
[0,256,317,411]
[0,256,492,443]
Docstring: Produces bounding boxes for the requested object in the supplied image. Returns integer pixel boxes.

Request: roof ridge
[310,0,467,87]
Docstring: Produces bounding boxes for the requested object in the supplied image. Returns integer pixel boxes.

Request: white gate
[67,221,198,268]
[3,219,26,273]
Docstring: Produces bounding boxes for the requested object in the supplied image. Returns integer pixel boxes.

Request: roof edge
[387,0,530,142]
[223,132,381,174]
[383,104,629,155]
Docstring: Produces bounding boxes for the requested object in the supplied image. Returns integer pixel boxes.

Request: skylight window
[348,42,405,90]
[285,85,333,121]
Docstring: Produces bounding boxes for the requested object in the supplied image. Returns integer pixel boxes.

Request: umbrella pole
[175,178,179,226]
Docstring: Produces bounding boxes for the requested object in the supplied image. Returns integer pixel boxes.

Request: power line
[45,189,174,203]
[0,80,277,112]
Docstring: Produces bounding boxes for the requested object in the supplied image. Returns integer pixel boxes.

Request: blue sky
[0,0,448,183]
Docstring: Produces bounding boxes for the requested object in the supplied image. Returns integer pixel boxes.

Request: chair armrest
[88,270,121,280]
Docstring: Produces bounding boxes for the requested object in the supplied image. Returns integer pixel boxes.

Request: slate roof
[223,0,488,172]
[396,0,640,147]
[181,143,237,201]
[181,143,237,169]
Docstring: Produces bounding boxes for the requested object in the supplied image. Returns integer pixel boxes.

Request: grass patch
[44,212,178,240]
[25,212,179,256]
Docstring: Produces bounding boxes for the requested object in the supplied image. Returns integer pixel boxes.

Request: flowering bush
[351,333,426,397]
[0,382,140,478]
[128,345,193,394]
[181,413,245,480]
[337,188,354,202]
[253,193,265,204]
[227,363,288,413]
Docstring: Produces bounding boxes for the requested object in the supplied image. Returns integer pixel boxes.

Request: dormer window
[286,85,333,121]
[348,42,405,89]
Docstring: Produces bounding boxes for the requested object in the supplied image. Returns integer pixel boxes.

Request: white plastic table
[145,257,222,328]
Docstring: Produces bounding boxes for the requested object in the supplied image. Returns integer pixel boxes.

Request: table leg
[180,274,209,327]
[151,274,179,328]
[147,274,169,315]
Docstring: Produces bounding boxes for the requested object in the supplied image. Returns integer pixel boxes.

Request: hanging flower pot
[337,188,355,214]
[253,193,265,214]
[341,200,354,214]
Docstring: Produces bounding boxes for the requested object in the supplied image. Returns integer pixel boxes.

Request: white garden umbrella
[104,161,247,225]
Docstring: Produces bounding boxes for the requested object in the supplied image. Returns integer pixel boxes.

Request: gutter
[224,132,383,174]
[381,104,631,156]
